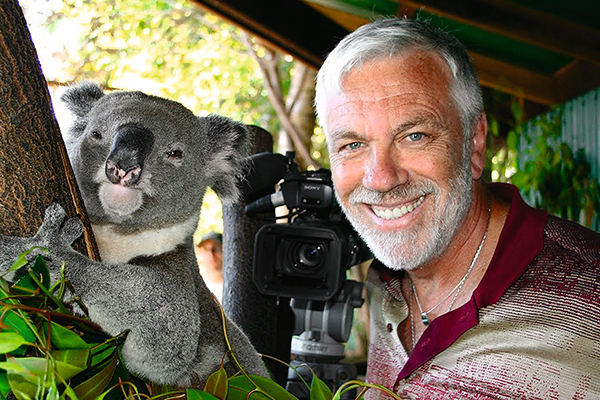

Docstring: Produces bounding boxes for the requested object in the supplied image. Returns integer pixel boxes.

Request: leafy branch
[1,252,396,399]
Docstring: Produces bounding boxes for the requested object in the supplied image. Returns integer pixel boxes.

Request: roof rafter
[397,0,600,65]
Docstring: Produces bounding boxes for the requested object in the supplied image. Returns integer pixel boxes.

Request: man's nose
[362,148,408,192]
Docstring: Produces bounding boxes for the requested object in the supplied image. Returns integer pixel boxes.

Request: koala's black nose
[105,124,154,186]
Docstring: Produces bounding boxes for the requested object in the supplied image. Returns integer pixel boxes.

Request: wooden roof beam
[191,0,348,69]
[555,60,600,103]
[398,0,600,65]
[471,52,556,106]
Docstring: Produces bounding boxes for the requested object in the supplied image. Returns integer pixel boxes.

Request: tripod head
[290,280,364,362]
[286,280,364,400]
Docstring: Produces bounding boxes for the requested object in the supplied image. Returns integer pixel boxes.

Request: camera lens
[277,239,328,277]
[298,243,324,268]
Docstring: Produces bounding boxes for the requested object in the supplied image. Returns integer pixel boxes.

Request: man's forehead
[327,55,452,113]
[340,50,451,93]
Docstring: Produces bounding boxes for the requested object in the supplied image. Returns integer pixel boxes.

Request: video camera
[243,151,368,399]
[244,151,365,301]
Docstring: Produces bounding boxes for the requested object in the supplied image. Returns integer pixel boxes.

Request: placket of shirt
[380,278,410,363]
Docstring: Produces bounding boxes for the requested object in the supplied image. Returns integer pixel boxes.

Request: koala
[0,82,268,387]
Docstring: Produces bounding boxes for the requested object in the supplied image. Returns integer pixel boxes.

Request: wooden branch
[241,33,318,168]
[0,0,99,260]
[285,64,309,114]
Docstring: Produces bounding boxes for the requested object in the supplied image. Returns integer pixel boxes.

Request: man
[315,18,600,398]
[195,231,224,301]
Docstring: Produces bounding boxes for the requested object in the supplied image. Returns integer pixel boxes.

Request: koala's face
[61,83,250,233]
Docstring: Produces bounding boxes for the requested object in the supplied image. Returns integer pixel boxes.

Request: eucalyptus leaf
[12,256,50,297]
[0,312,37,356]
[43,321,89,350]
[0,361,25,373]
[228,374,298,400]
[310,375,333,400]
[73,350,118,400]
[187,388,220,400]
[0,332,26,354]
[0,372,10,399]
[8,248,48,273]
[5,357,50,400]
[203,365,228,399]
[51,349,90,379]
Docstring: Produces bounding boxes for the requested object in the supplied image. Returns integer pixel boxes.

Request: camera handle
[285,280,364,400]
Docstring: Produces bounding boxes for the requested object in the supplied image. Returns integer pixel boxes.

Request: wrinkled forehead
[322,51,453,127]
[325,51,454,122]
[340,50,452,96]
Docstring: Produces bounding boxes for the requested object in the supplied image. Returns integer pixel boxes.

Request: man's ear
[470,112,487,180]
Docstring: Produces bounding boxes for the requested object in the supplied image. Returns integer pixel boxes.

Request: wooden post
[222,126,293,385]
[0,0,98,259]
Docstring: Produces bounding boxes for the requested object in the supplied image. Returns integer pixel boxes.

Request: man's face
[325,51,475,271]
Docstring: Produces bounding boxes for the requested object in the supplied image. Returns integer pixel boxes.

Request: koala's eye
[90,130,102,140]
[167,149,184,160]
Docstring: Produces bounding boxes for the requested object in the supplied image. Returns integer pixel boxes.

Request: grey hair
[315,18,483,140]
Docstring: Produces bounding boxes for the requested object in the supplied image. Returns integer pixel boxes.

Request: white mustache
[348,181,438,205]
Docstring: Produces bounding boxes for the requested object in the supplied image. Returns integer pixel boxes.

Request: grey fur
[0,82,267,387]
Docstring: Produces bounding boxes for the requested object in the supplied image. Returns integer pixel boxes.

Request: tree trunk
[0,0,98,260]
[285,63,316,170]
[241,33,319,169]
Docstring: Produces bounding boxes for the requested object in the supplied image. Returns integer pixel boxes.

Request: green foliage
[488,100,600,228]
[1,251,397,400]
[40,0,281,131]
[0,255,129,400]
[510,113,600,227]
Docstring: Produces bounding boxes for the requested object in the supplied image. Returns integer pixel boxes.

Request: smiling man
[315,18,600,399]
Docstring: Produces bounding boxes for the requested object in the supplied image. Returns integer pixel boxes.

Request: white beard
[338,149,473,271]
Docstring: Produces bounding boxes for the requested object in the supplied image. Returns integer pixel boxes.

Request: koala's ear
[60,81,105,118]
[201,114,253,203]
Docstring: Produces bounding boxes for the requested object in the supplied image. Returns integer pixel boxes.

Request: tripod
[285,280,364,400]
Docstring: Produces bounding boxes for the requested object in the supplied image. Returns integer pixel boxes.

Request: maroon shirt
[364,183,600,399]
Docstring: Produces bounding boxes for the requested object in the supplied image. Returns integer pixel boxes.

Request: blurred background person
[195,232,224,302]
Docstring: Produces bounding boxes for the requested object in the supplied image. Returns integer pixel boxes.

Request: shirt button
[386,323,393,332]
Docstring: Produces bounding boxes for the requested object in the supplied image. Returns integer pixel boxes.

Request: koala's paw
[34,203,83,246]
[58,215,84,247]
[0,203,84,280]
[34,203,68,242]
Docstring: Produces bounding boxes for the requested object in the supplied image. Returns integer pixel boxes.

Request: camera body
[246,152,364,301]
[245,152,366,399]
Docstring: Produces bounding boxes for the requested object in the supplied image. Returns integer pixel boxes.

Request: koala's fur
[0,82,268,387]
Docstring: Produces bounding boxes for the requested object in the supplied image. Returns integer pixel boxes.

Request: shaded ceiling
[192,0,600,118]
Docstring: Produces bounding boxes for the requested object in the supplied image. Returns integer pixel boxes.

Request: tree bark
[0,0,98,260]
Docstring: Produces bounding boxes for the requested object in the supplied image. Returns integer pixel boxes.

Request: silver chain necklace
[408,228,487,348]
[410,228,487,326]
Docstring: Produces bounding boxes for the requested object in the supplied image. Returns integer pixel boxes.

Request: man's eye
[344,142,362,151]
[407,132,425,142]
